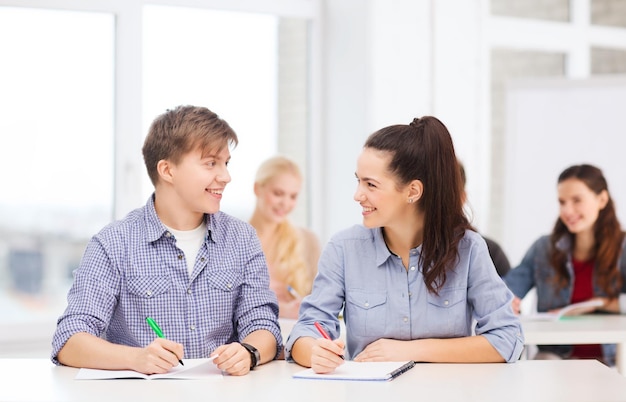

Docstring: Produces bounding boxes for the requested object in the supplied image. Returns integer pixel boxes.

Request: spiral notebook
[293,360,415,381]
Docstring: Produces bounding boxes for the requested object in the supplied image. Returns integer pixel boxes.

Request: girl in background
[504,164,626,364]
[250,156,321,319]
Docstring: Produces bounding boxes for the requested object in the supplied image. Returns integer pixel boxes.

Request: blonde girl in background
[250,156,321,319]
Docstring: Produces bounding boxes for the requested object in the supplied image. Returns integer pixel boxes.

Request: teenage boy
[52,105,281,376]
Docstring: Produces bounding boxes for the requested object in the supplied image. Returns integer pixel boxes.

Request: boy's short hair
[142,105,238,186]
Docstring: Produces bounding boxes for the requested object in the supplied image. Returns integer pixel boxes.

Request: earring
[408,198,413,204]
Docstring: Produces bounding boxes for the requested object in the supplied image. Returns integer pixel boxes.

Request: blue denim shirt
[285,225,524,362]
[51,194,282,365]
[504,234,626,361]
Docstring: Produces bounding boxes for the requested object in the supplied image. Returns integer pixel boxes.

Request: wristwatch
[241,342,260,369]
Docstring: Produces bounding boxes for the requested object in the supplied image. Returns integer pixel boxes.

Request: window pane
[491,0,570,22]
[277,17,312,226]
[592,47,626,74]
[143,6,279,220]
[0,7,114,356]
[592,0,626,28]
[488,50,565,242]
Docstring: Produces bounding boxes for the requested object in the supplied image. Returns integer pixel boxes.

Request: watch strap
[241,342,260,369]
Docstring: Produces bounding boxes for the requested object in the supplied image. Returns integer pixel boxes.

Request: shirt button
[444,300,449,306]
[146,290,152,297]
[187,289,192,295]
[166,232,172,237]
[190,325,196,330]
[226,283,233,289]
[178,255,183,260]
[408,292,412,297]
[411,250,417,255]
[403,317,408,322]
[201,257,205,262]
[364,302,370,307]
[410,266,416,271]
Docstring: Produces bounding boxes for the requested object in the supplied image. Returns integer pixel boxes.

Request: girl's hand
[353,339,407,362]
[595,297,620,313]
[278,298,301,319]
[511,296,521,315]
[310,338,345,374]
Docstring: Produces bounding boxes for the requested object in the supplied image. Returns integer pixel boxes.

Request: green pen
[145,317,184,366]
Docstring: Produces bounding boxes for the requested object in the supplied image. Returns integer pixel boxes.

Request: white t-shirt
[165,221,207,276]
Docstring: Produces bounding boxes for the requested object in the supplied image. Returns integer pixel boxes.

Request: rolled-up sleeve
[51,238,120,365]
[285,240,345,361]
[234,229,282,355]
[468,236,525,362]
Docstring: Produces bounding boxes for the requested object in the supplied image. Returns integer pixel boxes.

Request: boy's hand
[132,338,184,374]
[212,343,253,376]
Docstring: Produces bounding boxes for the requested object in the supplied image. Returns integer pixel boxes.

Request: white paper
[293,360,415,381]
[75,357,222,380]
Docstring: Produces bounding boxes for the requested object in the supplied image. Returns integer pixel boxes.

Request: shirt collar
[373,228,395,267]
[373,227,423,267]
[143,193,215,243]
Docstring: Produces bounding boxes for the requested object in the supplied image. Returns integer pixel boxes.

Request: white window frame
[0,0,321,355]
[0,0,322,220]
[482,0,626,254]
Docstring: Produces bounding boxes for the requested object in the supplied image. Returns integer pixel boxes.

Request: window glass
[592,47,626,74]
[592,0,626,28]
[0,7,114,356]
[488,49,565,241]
[491,0,569,22]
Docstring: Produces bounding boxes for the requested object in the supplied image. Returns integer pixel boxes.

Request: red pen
[314,321,344,359]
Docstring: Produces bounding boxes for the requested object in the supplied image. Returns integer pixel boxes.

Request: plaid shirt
[52,195,281,364]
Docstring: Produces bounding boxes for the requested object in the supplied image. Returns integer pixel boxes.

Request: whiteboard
[503,76,626,266]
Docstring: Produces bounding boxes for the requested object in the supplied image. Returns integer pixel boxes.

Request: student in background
[504,164,626,364]
[51,105,282,376]
[249,156,321,319]
[458,161,511,277]
[286,116,524,374]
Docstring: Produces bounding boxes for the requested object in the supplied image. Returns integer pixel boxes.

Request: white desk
[521,315,626,375]
[1,359,625,402]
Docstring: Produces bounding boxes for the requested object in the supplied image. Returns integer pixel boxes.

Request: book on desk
[527,299,604,321]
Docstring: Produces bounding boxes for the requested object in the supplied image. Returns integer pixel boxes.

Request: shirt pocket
[126,276,173,335]
[127,275,171,299]
[204,268,242,293]
[346,289,387,337]
[426,286,468,337]
[203,268,243,321]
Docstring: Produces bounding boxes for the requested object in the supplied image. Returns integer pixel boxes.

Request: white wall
[316,0,369,242]
[318,0,490,243]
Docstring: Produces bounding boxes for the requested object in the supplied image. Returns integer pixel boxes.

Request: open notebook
[293,360,415,381]
[527,299,604,321]
[75,357,222,380]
